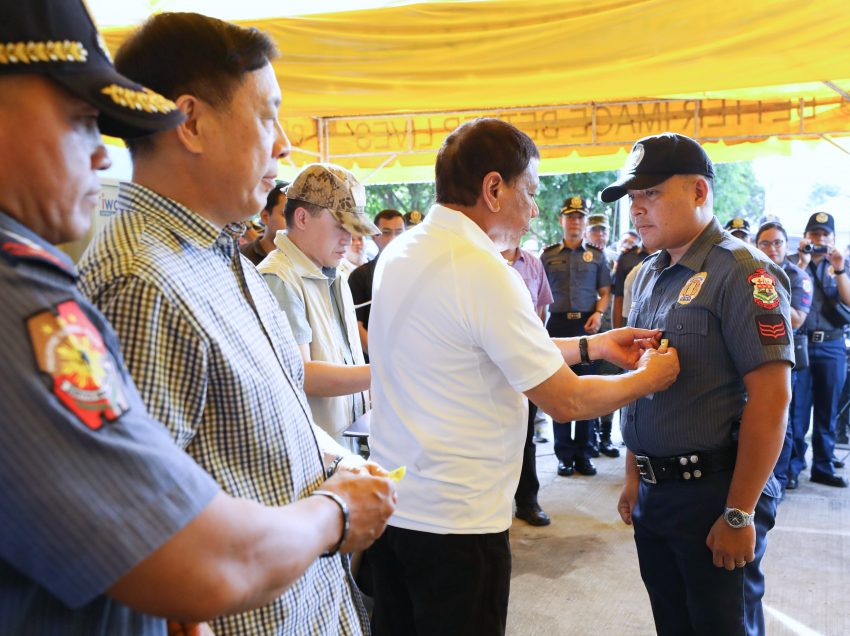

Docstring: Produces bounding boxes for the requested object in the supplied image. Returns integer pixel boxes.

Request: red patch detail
[28,301,128,430]
[754,314,790,345]
[747,268,780,310]
[1,230,74,275]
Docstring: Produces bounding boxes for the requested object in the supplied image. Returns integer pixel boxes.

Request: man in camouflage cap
[259,163,378,449]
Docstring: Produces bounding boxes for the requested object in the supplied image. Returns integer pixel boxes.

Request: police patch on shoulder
[678,271,707,305]
[747,268,780,309]
[28,301,128,430]
[0,229,74,275]
[754,314,790,345]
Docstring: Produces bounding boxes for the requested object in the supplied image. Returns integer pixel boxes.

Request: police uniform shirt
[0,212,219,634]
[802,257,843,333]
[782,258,813,317]
[623,218,794,457]
[541,241,612,313]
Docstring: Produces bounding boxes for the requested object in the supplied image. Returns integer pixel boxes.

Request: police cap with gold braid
[0,0,184,138]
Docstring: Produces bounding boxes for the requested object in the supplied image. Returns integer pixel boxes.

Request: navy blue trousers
[773,370,797,492]
[546,313,597,463]
[632,471,779,636]
[790,337,846,478]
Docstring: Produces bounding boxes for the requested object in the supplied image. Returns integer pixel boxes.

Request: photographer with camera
[790,212,850,487]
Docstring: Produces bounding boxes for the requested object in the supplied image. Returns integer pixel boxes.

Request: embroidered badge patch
[755,314,790,345]
[28,301,128,430]
[677,272,707,305]
[747,268,780,309]
[802,277,813,294]
[582,250,593,263]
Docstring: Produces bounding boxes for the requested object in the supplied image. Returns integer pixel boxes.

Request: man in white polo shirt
[367,118,680,635]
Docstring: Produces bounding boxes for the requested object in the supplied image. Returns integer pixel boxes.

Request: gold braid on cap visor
[0,41,88,64]
[100,84,178,114]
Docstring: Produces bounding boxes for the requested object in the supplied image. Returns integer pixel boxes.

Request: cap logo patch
[583,250,594,263]
[100,84,178,114]
[816,212,829,223]
[755,314,790,345]
[625,143,645,171]
[570,196,583,208]
[409,210,422,223]
[0,41,88,65]
[677,271,707,305]
[28,301,128,430]
[732,218,745,228]
[748,268,780,309]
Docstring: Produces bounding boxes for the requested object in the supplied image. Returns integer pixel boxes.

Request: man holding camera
[790,212,850,487]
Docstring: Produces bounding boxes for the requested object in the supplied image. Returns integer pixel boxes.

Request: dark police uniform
[624,218,793,635]
[541,239,611,469]
[790,256,847,482]
[774,259,812,490]
[0,213,219,634]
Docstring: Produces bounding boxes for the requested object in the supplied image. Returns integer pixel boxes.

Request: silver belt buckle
[635,454,657,484]
[812,331,825,343]
[566,312,582,320]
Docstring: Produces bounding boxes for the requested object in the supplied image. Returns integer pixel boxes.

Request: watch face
[726,509,745,527]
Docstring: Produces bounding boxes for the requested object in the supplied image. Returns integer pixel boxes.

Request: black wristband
[579,336,591,364]
[312,489,349,557]
[835,268,846,276]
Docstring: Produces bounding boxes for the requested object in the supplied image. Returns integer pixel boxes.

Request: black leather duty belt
[808,330,844,343]
[635,446,737,485]
[558,311,591,320]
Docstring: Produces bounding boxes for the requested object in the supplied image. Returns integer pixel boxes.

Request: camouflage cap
[587,213,609,229]
[285,163,379,237]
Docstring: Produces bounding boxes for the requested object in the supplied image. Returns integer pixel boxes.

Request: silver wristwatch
[723,507,755,529]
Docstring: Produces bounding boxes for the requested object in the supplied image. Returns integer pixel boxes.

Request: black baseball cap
[805,212,835,234]
[0,0,185,138]
[601,133,715,203]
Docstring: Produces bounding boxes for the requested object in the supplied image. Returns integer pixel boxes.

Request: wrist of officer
[834,268,846,276]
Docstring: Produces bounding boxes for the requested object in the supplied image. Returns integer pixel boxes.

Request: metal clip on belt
[635,447,736,485]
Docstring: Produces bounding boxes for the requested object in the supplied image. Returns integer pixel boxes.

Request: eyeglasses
[757,239,785,249]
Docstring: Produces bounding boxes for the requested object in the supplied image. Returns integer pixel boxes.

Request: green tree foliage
[364,160,765,246]
[807,183,841,210]
[711,161,765,228]
[365,182,435,217]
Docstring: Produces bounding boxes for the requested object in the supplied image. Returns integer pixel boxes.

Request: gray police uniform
[624,218,793,635]
[0,212,219,634]
[542,241,611,465]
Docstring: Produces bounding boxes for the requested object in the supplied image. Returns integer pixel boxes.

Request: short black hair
[755,221,788,244]
[283,198,325,228]
[374,209,403,226]
[264,180,289,213]
[115,12,278,154]
[435,118,539,206]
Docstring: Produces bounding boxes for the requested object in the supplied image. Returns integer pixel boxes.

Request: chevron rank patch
[754,314,790,346]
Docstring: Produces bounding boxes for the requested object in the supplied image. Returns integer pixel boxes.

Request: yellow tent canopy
[102,0,850,182]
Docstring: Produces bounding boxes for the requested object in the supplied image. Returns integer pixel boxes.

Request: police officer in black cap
[604,132,793,635]
[541,196,613,476]
[725,217,752,243]
[789,211,850,487]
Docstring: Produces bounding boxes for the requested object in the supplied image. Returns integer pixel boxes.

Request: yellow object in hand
[388,466,407,482]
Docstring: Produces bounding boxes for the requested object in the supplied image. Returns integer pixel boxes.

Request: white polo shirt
[369,204,564,534]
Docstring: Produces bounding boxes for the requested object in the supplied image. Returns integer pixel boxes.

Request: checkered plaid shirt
[78,182,367,636]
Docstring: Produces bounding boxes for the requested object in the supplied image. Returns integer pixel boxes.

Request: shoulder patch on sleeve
[754,314,790,345]
[28,300,129,430]
[747,268,780,309]
[0,229,75,276]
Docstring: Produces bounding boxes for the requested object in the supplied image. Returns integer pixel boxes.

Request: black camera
[801,244,829,254]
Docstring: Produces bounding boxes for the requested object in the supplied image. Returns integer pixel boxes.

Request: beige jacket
[258,234,367,440]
